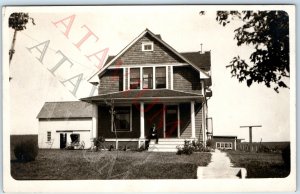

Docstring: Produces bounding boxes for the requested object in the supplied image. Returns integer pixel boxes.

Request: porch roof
[80,89,203,103]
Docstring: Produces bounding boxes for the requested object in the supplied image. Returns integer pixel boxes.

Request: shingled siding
[98,105,140,138]
[173,66,202,94]
[180,103,192,138]
[110,34,184,66]
[195,103,203,142]
[99,69,123,95]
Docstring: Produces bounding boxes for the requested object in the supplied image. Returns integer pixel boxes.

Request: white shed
[37,101,97,149]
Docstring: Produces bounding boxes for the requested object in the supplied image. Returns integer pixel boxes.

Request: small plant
[14,140,38,162]
[93,136,105,151]
[108,144,114,151]
[206,139,214,148]
[176,140,194,155]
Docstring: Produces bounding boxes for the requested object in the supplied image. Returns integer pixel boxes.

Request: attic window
[142,42,153,51]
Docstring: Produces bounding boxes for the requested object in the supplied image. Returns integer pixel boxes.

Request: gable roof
[88,29,210,83]
[37,101,93,119]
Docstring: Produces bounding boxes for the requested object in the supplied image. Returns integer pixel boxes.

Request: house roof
[88,28,210,83]
[81,89,203,103]
[37,101,93,119]
[181,51,211,72]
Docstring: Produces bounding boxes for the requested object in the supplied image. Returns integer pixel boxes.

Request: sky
[4,6,292,142]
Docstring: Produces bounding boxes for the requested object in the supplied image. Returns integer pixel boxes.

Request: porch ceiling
[80,89,203,104]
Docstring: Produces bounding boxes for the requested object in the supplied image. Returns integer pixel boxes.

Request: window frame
[142,67,154,89]
[129,68,141,89]
[155,66,167,89]
[142,42,154,52]
[112,106,132,132]
[47,131,51,142]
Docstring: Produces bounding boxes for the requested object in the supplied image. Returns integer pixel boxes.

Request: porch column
[140,102,145,138]
[191,101,196,138]
[92,104,98,139]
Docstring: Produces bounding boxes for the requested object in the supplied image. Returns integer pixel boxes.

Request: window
[143,67,153,89]
[155,67,166,88]
[47,131,51,142]
[70,134,80,143]
[130,68,140,89]
[142,42,153,51]
[114,106,131,131]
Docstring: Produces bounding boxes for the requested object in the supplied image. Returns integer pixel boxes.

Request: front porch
[81,89,206,151]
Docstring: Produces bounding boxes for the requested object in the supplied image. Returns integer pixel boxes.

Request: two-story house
[37,29,212,151]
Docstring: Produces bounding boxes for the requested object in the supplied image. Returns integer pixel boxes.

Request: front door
[165,105,178,138]
[60,133,67,149]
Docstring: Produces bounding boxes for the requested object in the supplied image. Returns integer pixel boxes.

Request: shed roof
[37,101,93,119]
[81,89,203,103]
[213,135,237,139]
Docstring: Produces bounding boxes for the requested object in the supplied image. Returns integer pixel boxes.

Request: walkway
[197,149,247,179]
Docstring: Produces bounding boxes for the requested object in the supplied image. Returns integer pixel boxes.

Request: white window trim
[142,42,154,51]
[216,142,233,149]
[128,66,169,90]
[170,65,174,90]
[123,68,126,91]
[111,106,132,132]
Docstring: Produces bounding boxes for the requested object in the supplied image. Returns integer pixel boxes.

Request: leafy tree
[212,11,289,92]
[9,12,35,64]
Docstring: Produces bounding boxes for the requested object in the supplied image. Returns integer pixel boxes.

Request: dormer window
[142,42,153,51]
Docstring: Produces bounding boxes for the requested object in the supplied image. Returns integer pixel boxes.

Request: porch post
[140,102,145,138]
[163,104,166,138]
[92,104,98,139]
[191,101,196,138]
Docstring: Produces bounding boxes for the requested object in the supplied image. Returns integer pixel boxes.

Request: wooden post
[240,125,262,152]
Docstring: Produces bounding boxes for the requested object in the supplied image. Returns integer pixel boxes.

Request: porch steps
[148,138,192,152]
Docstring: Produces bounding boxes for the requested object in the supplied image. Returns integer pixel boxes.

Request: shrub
[177,140,194,155]
[93,136,105,151]
[206,139,214,147]
[14,140,38,162]
[282,145,290,169]
[192,140,205,152]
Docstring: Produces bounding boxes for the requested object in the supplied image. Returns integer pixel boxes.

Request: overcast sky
[5,6,292,142]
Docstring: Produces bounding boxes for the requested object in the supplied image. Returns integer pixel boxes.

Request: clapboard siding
[99,69,123,95]
[110,34,184,66]
[173,66,202,94]
[195,103,203,141]
[180,103,192,138]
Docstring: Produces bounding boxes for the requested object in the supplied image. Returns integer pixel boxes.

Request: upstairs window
[142,42,153,51]
[130,68,140,89]
[156,67,166,88]
[143,67,153,89]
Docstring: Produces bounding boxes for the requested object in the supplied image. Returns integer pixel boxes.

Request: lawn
[11,149,211,180]
[226,151,290,178]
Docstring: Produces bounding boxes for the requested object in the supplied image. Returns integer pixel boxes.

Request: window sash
[155,67,166,88]
[143,67,153,89]
[130,68,140,89]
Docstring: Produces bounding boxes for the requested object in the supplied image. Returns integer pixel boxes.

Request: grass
[11,149,211,180]
[226,151,290,178]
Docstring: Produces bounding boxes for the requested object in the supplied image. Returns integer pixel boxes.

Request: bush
[14,140,38,162]
[177,140,194,155]
[93,136,105,151]
[282,145,290,168]
[206,139,214,147]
